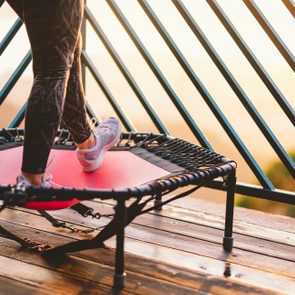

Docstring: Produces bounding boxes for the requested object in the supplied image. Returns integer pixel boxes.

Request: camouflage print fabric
[6,0,92,173]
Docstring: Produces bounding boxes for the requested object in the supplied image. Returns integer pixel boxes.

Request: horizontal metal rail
[207,180,295,204]
[206,0,295,125]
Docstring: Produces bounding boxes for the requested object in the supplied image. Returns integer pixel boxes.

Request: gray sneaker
[16,174,52,189]
[76,117,121,172]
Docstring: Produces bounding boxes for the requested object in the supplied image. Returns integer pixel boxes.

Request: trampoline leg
[223,173,236,252]
[113,199,126,289]
[154,194,162,211]
[0,224,30,247]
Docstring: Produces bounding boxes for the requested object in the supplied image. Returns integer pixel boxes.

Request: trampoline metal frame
[0,128,237,289]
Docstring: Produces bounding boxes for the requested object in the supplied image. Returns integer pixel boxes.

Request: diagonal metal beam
[242,0,294,71]
[85,6,166,134]
[0,51,31,105]
[282,0,295,18]
[140,0,275,188]
[106,0,212,150]
[82,51,136,132]
[172,0,294,180]
[206,0,295,125]
[0,18,23,56]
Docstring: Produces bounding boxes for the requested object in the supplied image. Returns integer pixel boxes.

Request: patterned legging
[6,0,92,174]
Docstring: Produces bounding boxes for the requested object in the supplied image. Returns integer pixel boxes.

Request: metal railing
[0,0,294,204]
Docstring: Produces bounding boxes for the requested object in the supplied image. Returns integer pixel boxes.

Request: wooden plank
[72,198,295,246]
[1,210,295,294]
[90,197,295,235]
[0,252,195,295]
[0,255,116,295]
[0,275,56,295]
[170,198,295,234]
[17,198,295,246]
[150,204,295,246]
[136,210,295,261]
[45,207,295,278]
[3,206,295,279]
[0,221,279,295]
[47,201,295,262]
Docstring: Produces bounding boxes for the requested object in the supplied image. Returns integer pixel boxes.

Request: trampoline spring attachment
[83,209,101,219]
[23,238,52,252]
[54,222,96,234]
[71,203,101,219]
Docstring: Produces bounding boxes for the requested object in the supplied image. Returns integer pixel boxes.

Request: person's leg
[7,0,121,180]
[61,34,122,168]
[6,0,93,182]
[19,0,85,184]
[61,34,92,147]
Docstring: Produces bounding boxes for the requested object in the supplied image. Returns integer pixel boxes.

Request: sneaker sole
[82,124,122,172]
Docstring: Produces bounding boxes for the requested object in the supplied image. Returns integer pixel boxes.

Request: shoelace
[94,123,113,138]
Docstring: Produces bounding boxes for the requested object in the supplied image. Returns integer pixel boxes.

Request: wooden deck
[0,197,294,295]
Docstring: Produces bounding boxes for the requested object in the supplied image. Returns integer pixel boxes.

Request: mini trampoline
[0,128,237,289]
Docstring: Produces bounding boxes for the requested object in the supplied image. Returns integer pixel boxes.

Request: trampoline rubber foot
[223,236,233,252]
[154,199,162,211]
[113,273,126,289]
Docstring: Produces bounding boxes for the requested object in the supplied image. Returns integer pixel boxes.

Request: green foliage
[265,151,295,191]
[236,151,295,217]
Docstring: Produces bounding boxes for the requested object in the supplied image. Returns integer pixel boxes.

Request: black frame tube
[223,173,236,251]
[113,198,126,289]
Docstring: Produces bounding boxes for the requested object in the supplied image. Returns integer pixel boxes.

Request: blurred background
[0,0,294,215]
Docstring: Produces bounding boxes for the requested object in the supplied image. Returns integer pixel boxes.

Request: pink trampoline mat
[0,146,170,210]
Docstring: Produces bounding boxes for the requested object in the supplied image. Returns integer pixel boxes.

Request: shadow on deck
[0,197,294,295]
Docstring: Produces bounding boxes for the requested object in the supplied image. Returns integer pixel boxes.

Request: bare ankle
[22,172,43,186]
[76,133,95,149]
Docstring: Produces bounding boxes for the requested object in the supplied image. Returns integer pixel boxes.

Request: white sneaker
[76,117,121,172]
[16,174,52,189]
